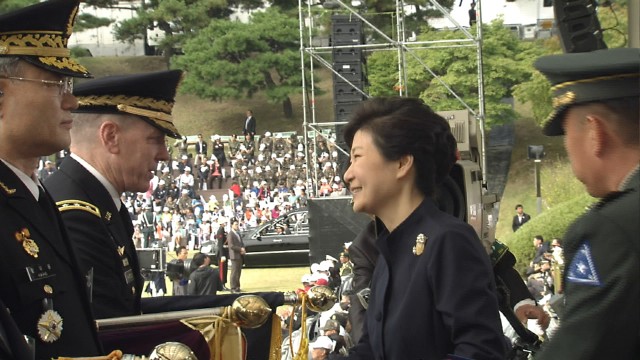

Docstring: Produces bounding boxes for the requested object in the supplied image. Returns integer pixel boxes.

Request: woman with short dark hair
[340,97,505,359]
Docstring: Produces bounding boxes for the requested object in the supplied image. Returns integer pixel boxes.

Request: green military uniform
[534,48,640,359]
[537,170,639,359]
[268,158,281,172]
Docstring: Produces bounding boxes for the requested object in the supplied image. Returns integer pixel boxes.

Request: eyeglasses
[0,76,73,96]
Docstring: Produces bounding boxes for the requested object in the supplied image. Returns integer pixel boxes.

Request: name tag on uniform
[124,269,135,285]
[25,265,55,282]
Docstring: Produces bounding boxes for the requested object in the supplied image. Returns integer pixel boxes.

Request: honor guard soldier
[45,70,184,319]
[534,48,639,359]
[0,0,104,358]
[338,252,353,276]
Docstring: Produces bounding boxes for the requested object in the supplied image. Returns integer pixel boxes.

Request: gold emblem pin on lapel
[15,228,39,258]
[37,309,63,343]
[117,246,125,256]
[105,211,112,221]
[413,233,427,256]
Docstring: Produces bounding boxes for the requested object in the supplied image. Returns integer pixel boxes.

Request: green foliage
[599,3,629,48]
[367,19,539,127]
[0,0,37,13]
[113,0,231,56]
[70,46,93,58]
[503,193,596,275]
[75,13,113,32]
[173,7,302,117]
[540,159,589,207]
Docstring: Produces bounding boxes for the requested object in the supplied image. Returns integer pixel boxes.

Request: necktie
[38,186,61,232]
[118,205,136,290]
[119,204,134,239]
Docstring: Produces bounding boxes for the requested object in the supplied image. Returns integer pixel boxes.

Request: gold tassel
[181,306,243,360]
[292,294,309,360]
[269,313,283,360]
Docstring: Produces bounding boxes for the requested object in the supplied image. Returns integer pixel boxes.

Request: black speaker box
[331,15,363,46]
[335,101,362,122]
[332,47,365,64]
[332,62,366,83]
[334,82,366,104]
[308,197,371,265]
[554,0,607,53]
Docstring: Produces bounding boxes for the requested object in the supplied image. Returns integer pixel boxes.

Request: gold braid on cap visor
[0,32,70,57]
[78,95,173,118]
[78,94,177,134]
[550,73,640,109]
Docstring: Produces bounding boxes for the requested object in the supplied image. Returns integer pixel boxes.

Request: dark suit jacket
[0,298,33,360]
[243,116,256,136]
[0,161,101,358]
[346,199,505,359]
[227,229,244,260]
[512,213,531,231]
[195,141,208,156]
[44,157,143,319]
[347,220,378,344]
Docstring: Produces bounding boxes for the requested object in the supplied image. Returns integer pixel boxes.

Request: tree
[367,19,540,128]
[0,0,37,13]
[174,7,302,118]
[112,0,231,61]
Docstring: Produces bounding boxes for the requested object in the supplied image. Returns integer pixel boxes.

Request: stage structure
[297,0,489,192]
[297,0,501,248]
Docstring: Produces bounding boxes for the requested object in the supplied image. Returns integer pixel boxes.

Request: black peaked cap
[0,0,91,78]
[534,47,640,136]
[73,70,184,139]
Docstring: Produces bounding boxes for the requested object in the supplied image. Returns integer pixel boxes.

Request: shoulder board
[0,181,17,195]
[490,240,509,267]
[56,200,101,218]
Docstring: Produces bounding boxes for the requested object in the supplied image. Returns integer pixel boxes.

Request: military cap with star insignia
[0,0,91,78]
[534,47,640,136]
[73,70,184,138]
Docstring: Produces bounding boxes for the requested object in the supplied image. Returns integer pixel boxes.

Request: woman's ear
[396,154,414,179]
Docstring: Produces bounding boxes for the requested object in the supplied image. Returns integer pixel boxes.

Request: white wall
[69,1,144,56]
[428,0,554,29]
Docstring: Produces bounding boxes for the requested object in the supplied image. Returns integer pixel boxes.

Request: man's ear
[585,115,608,157]
[99,121,121,154]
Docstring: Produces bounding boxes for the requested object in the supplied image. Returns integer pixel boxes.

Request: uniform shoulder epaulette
[56,200,101,218]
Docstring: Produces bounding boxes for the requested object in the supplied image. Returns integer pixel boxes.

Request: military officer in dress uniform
[0,0,103,358]
[45,70,184,319]
[338,251,353,276]
[534,48,639,359]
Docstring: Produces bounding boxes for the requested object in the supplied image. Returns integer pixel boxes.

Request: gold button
[132,286,136,295]
[43,285,53,294]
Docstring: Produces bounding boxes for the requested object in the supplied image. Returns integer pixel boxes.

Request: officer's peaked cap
[73,70,184,139]
[534,48,640,136]
[0,0,91,78]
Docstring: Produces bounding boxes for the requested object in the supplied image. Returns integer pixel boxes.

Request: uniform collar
[70,153,121,209]
[618,165,639,192]
[0,159,39,200]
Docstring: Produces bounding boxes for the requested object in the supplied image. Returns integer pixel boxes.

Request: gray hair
[0,57,22,76]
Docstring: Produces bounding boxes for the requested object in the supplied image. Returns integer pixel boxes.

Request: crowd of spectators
[281,254,356,360]
[39,130,349,251]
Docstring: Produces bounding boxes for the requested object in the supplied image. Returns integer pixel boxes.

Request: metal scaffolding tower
[297,0,489,195]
